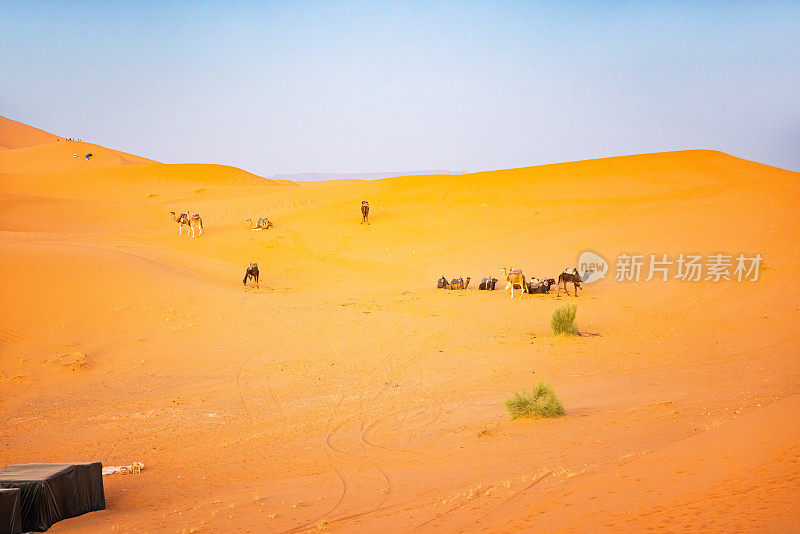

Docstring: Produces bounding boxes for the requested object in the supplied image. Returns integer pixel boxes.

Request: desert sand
[1,113,798,532]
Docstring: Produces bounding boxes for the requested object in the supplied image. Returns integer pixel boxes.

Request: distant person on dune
[361,201,369,224]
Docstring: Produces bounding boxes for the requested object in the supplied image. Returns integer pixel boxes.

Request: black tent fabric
[0,488,22,534]
[0,463,105,532]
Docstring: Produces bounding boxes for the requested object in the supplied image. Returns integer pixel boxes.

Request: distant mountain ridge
[268,170,461,181]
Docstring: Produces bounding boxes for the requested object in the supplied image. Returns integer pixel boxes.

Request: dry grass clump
[505,382,565,420]
[551,304,578,336]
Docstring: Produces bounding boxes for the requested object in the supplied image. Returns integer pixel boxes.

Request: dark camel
[527,277,556,294]
[479,277,498,290]
[556,268,582,297]
[243,262,260,288]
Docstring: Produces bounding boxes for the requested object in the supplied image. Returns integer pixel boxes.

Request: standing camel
[169,211,191,236]
[556,268,582,297]
[361,201,370,224]
[189,213,203,237]
[499,267,527,299]
[243,262,259,288]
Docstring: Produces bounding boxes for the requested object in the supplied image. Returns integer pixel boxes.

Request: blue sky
[2,1,798,176]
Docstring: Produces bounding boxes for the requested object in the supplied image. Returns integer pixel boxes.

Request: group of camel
[439,267,582,298]
[502,267,582,297]
[438,276,471,290]
[169,204,583,300]
[169,212,276,237]
[169,211,204,237]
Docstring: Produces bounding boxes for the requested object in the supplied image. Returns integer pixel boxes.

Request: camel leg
[556,280,562,297]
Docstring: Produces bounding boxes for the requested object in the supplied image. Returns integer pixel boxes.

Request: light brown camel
[499,267,527,299]
[169,211,191,236]
[449,277,471,290]
[248,218,273,230]
[188,213,203,237]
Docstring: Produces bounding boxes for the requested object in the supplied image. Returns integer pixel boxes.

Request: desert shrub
[505,382,565,420]
[551,303,578,336]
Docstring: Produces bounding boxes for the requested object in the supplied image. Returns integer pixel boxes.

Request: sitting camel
[528,277,556,294]
[449,277,471,290]
[499,267,527,299]
[248,218,273,230]
[479,277,499,290]
[243,262,259,288]
[556,268,582,297]
[437,276,450,289]
[169,211,191,236]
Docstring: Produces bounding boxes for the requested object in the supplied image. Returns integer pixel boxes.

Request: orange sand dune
[1,117,799,533]
[0,115,59,149]
[0,140,155,174]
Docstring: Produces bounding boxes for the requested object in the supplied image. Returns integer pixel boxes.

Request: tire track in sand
[283,328,446,532]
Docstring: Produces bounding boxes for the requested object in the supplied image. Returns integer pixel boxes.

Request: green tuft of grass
[551,303,579,336]
[505,382,565,420]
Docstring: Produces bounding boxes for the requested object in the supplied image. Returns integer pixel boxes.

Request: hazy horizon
[2,1,798,176]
